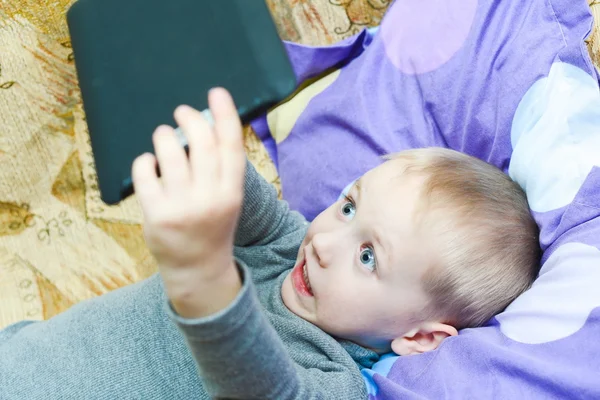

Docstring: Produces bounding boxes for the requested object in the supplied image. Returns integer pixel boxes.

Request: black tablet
[67,0,296,204]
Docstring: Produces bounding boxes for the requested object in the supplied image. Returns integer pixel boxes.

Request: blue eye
[360,247,377,272]
[340,197,356,219]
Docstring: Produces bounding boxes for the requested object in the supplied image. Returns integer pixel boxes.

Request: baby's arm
[172,161,363,398]
[133,89,365,399]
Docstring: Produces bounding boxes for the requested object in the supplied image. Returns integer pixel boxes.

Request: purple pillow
[252,0,600,398]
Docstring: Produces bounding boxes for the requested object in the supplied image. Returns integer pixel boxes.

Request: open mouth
[292,258,314,297]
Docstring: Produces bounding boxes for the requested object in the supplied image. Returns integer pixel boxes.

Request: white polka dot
[509,62,600,212]
[497,243,600,344]
[380,0,477,74]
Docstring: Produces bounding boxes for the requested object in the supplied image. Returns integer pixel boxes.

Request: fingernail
[209,87,224,97]
[176,105,192,113]
[155,125,171,135]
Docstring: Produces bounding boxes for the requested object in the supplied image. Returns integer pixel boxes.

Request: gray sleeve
[167,262,367,400]
[234,160,307,247]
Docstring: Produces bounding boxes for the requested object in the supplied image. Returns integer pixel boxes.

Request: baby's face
[281,159,433,352]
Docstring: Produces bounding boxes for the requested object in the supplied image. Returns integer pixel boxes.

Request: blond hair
[387,148,540,329]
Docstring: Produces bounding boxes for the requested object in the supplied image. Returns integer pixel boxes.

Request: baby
[0,89,540,399]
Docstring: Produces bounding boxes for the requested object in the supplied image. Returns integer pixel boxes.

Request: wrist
[161,254,236,285]
[167,259,242,319]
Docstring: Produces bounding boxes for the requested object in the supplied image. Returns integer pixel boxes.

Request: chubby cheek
[313,280,370,334]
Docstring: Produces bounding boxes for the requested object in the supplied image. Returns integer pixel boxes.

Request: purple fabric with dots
[251,0,600,398]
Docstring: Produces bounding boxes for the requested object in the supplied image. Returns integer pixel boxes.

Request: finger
[173,105,218,182]
[208,88,245,192]
[152,125,191,194]
[132,153,163,216]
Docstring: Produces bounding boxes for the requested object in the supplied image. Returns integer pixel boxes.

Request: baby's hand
[132,88,245,318]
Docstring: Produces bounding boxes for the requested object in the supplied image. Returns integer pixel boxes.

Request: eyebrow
[353,178,362,201]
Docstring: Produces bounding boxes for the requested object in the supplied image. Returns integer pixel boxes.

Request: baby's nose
[311,233,336,269]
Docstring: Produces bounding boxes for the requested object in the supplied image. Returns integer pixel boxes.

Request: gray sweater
[0,161,378,399]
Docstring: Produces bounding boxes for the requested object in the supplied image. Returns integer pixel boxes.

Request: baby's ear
[391,323,458,356]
